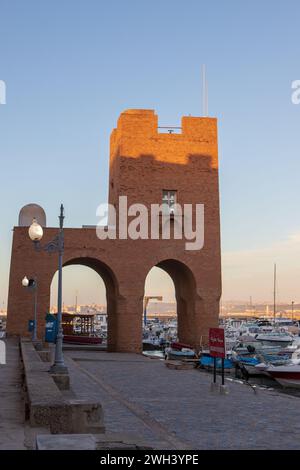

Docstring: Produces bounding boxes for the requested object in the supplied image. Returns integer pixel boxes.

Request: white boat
[255,353,297,375]
[255,331,294,346]
[165,347,196,361]
[259,349,300,387]
[281,336,300,353]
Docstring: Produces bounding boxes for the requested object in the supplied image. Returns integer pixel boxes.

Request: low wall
[20,339,105,434]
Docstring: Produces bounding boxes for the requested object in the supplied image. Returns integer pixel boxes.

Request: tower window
[162,190,177,214]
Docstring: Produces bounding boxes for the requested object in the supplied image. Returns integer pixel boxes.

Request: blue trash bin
[45,313,57,343]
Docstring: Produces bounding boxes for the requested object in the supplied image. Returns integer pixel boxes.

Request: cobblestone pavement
[65,350,300,450]
[0,338,25,449]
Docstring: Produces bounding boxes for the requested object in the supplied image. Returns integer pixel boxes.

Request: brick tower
[7,109,221,352]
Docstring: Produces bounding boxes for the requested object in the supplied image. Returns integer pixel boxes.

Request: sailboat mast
[273,263,277,326]
[75,290,78,314]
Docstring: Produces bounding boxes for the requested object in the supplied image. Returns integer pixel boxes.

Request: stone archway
[144,259,201,347]
[62,257,119,351]
[7,109,222,353]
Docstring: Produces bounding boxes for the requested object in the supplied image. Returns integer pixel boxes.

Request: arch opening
[143,266,177,352]
[143,259,198,352]
[50,257,119,351]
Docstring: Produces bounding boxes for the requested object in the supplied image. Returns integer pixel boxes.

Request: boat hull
[63,335,102,345]
[167,351,196,360]
[143,341,161,351]
[200,356,233,370]
[267,366,300,388]
[259,340,293,347]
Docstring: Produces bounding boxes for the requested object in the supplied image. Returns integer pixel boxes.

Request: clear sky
[1,0,300,308]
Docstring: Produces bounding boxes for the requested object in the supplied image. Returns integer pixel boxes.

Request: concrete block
[21,340,105,434]
[210,382,219,393]
[36,433,153,450]
[31,401,105,434]
[51,373,70,390]
[36,434,96,450]
[38,350,52,362]
[68,400,105,434]
[33,341,44,351]
[219,384,229,395]
[95,432,153,450]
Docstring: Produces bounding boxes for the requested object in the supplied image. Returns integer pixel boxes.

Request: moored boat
[266,364,300,388]
[200,355,234,370]
[142,339,161,351]
[63,334,102,345]
[165,342,196,360]
[232,355,261,375]
[166,348,196,360]
[255,331,294,347]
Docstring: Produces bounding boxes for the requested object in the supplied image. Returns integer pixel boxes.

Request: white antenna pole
[202,64,206,116]
[202,64,208,117]
[206,70,209,117]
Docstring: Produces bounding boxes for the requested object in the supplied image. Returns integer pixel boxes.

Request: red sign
[209,328,226,358]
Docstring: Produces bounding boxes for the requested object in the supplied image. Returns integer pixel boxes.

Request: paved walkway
[65,350,300,450]
[1,341,300,450]
[0,338,25,449]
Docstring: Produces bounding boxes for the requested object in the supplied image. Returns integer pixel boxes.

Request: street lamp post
[22,276,38,342]
[28,204,68,375]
